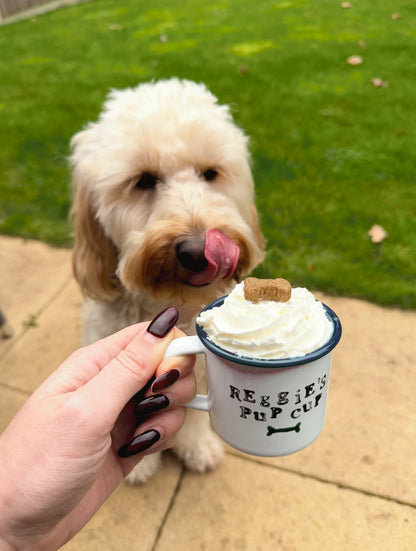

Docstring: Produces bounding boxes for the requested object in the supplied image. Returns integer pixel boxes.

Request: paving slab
[0,278,82,392]
[227,294,416,506]
[63,455,183,551]
[0,385,28,431]
[0,236,72,358]
[156,454,416,551]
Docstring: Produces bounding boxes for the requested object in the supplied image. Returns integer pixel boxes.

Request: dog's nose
[175,236,208,272]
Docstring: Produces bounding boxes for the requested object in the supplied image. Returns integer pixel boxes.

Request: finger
[133,370,196,421]
[150,354,196,394]
[117,407,187,472]
[33,323,150,398]
[164,370,196,408]
[43,309,182,396]
[77,314,185,424]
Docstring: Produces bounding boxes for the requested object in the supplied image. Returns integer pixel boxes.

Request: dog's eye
[134,173,158,190]
[203,168,218,182]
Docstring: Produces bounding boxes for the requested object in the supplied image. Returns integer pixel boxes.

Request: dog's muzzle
[176,229,240,286]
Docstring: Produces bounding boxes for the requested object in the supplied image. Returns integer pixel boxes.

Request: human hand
[0,307,196,551]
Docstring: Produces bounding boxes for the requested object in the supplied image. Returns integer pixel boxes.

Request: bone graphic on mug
[267,422,302,436]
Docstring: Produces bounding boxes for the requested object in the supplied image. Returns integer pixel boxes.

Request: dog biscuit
[244,277,292,303]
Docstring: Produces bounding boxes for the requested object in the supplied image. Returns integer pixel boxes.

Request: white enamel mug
[165,296,342,457]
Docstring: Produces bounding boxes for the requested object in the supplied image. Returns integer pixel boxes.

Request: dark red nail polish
[147,307,179,338]
[131,375,155,403]
[117,429,161,458]
[151,369,180,393]
[134,394,169,418]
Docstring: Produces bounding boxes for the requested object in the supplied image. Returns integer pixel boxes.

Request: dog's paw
[125,452,162,485]
[173,430,224,473]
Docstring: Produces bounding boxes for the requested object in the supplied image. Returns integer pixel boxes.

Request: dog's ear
[250,203,266,261]
[70,171,121,301]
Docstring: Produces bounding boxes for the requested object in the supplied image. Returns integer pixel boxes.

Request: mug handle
[163,335,209,412]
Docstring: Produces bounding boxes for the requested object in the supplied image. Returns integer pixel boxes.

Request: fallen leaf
[160,34,168,43]
[371,77,388,88]
[347,55,363,66]
[391,13,402,19]
[341,1,352,7]
[358,40,366,49]
[368,225,388,243]
[108,24,123,31]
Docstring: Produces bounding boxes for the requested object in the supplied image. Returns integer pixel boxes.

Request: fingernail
[151,369,180,393]
[134,394,169,418]
[131,375,156,402]
[117,429,161,458]
[147,307,179,338]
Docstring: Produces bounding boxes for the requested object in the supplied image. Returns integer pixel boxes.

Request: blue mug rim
[195,295,342,368]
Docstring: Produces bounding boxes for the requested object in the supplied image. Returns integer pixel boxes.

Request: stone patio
[1,235,415,550]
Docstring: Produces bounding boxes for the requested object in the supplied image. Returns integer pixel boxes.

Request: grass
[1,0,416,308]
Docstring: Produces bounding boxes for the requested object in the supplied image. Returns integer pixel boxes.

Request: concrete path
[1,235,415,550]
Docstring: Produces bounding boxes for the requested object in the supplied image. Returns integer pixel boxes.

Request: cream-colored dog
[70,78,265,484]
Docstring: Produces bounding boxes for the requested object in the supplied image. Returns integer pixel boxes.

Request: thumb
[78,308,180,422]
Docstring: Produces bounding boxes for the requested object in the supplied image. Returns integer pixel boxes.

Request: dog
[70,78,265,484]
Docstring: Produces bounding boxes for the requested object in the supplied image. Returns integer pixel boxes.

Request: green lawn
[1,0,416,308]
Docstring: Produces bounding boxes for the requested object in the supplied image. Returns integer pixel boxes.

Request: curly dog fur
[70,78,265,483]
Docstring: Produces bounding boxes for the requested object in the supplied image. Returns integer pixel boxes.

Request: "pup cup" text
[229,374,327,423]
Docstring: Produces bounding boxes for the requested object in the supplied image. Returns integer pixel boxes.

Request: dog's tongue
[187,229,239,286]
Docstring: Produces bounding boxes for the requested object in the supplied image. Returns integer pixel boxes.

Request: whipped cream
[197,281,333,359]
